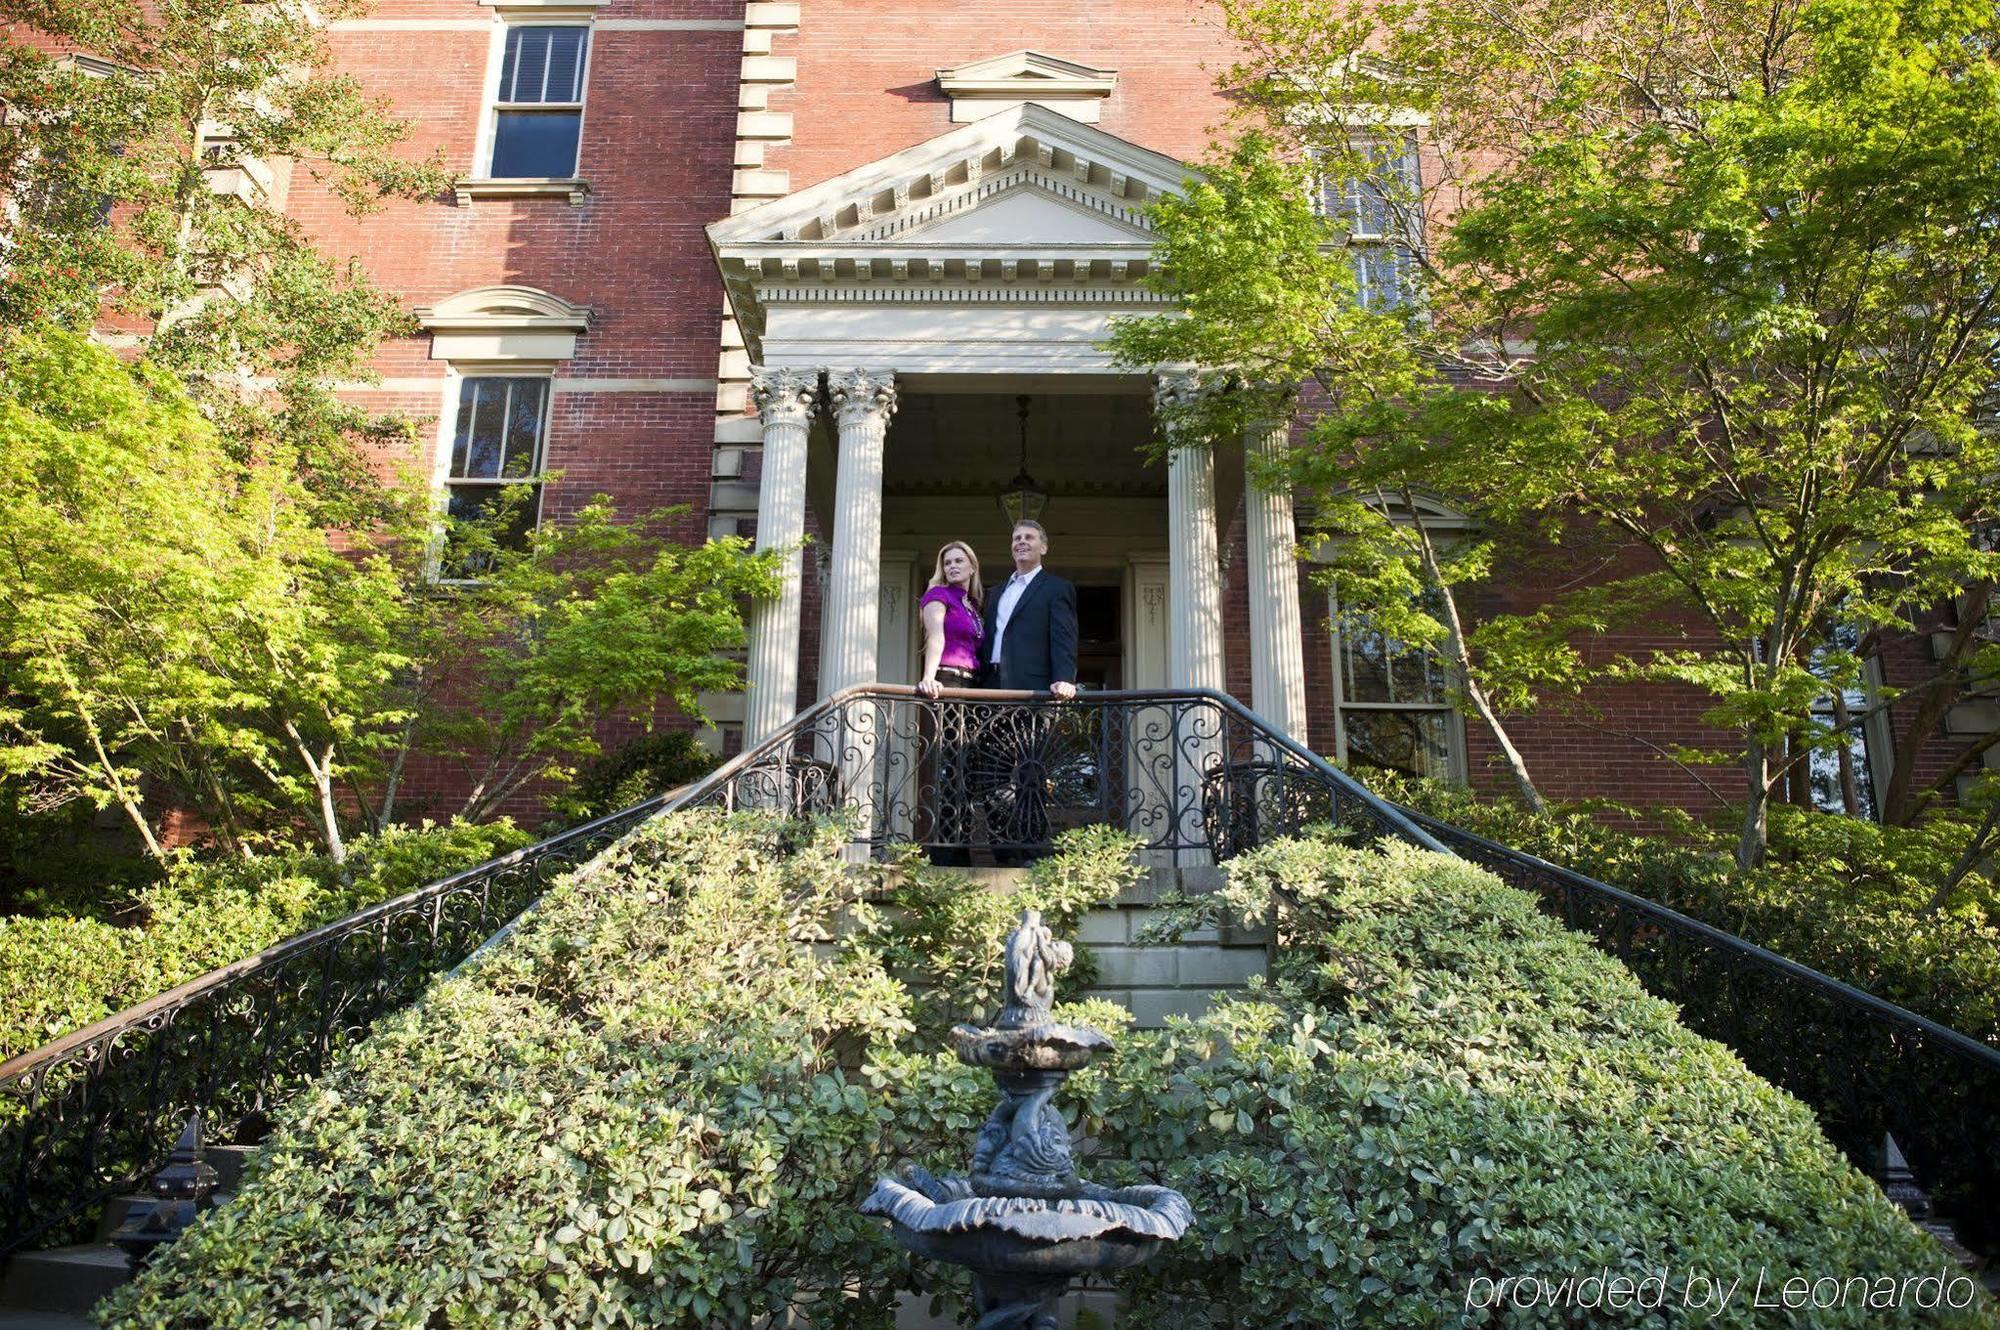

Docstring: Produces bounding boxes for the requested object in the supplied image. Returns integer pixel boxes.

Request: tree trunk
[1403,492,1546,812]
[1737,737,1771,868]
[283,719,348,865]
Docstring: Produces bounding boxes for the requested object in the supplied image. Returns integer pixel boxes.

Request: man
[980,520,1078,698]
[975,520,1079,862]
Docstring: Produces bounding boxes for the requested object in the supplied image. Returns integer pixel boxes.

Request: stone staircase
[0,1141,256,1327]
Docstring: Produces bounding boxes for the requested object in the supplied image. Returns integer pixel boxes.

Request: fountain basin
[950,1023,1113,1074]
[863,1171,1193,1276]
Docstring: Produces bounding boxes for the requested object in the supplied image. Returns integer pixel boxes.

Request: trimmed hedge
[0,820,533,1061]
[102,817,1983,1328]
[1377,775,2000,1044]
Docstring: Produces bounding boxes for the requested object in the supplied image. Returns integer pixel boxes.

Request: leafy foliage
[0,819,531,1060]
[1376,775,2000,1042]
[100,813,1977,1327]
[861,825,1142,1039]
[1123,0,2000,861]
[545,730,721,826]
[1092,837,1984,1327]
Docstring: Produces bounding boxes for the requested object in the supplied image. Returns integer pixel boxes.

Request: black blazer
[981,568,1078,692]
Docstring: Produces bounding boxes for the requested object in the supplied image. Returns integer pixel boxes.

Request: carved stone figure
[997,907,1071,1028]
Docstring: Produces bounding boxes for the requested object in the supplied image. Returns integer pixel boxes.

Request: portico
[708,102,1309,748]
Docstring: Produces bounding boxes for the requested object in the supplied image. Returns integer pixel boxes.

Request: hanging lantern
[998,393,1049,524]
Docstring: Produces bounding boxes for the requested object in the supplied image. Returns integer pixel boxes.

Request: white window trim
[428,364,557,584]
[458,12,595,204]
[1327,589,1469,784]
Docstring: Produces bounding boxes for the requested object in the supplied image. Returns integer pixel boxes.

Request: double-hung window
[488,25,591,179]
[1320,138,1420,311]
[442,375,550,576]
[1329,591,1464,781]
[1806,622,1884,820]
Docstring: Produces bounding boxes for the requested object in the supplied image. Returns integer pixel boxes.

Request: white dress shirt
[989,565,1041,664]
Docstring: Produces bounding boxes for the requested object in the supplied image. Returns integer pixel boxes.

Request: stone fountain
[861,909,1194,1329]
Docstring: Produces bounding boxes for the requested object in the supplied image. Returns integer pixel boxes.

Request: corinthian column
[1155,371,1225,695]
[744,366,819,745]
[1245,412,1309,746]
[1155,370,1226,866]
[818,369,898,698]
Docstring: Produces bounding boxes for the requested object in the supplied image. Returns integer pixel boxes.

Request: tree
[374,498,780,826]
[1141,0,2000,864]
[0,0,449,528]
[1111,138,1552,809]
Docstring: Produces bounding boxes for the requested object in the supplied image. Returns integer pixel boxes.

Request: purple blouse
[920,585,983,673]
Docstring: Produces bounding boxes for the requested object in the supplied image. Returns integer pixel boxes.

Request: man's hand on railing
[1050,681,1077,700]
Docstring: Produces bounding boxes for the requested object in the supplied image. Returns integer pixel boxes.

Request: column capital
[827,368,898,425]
[1151,367,1213,415]
[750,364,819,426]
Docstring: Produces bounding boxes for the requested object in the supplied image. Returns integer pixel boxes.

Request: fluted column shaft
[1245,418,1309,745]
[818,370,898,699]
[744,366,818,745]
[1155,373,1225,694]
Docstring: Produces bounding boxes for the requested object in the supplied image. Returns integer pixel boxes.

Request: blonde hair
[928,540,985,616]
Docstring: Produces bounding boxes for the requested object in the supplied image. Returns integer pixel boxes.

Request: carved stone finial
[750,365,819,427]
[827,368,899,426]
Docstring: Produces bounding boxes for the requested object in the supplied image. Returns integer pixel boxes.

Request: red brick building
[287,0,1989,820]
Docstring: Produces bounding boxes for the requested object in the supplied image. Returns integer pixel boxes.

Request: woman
[915,540,984,698]
[915,540,983,864]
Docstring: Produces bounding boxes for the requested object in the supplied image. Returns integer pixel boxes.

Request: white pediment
[935,50,1118,123]
[711,103,1183,249]
[708,103,1190,366]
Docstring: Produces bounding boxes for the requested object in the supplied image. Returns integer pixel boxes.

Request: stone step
[0,1246,130,1316]
[0,1309,96,1330]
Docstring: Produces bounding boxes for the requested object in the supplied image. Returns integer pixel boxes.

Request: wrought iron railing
[1407,811,2000,1257]
[4,685,1993,1262]
[0,796,672,1257]
[0,686,1430,1257]
[677,685,1445,860]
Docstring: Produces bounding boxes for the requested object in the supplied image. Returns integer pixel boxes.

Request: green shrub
[1062,837,1987,1327]
[101,811,923,1328]
[863,824,1141,1038]
[0,820,534,1061]
[546,729,720,826]
[102,817,1980,1328]
[1374,776,2000,1043]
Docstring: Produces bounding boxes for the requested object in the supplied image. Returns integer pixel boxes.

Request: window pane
[501,28,546,102]
[1341,621,1446,704]
[454,379,509,478]
[1343,709,1454,781]
[491,111,581,178]
[543,27,587,102]
[500,27,587,103]
[503,379,547,477]
[443,483,541,577]
[1343,630,1394,702]
[1355,246,1412,311]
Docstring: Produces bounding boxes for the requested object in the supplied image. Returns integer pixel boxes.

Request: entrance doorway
[1075,583,1122,690]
